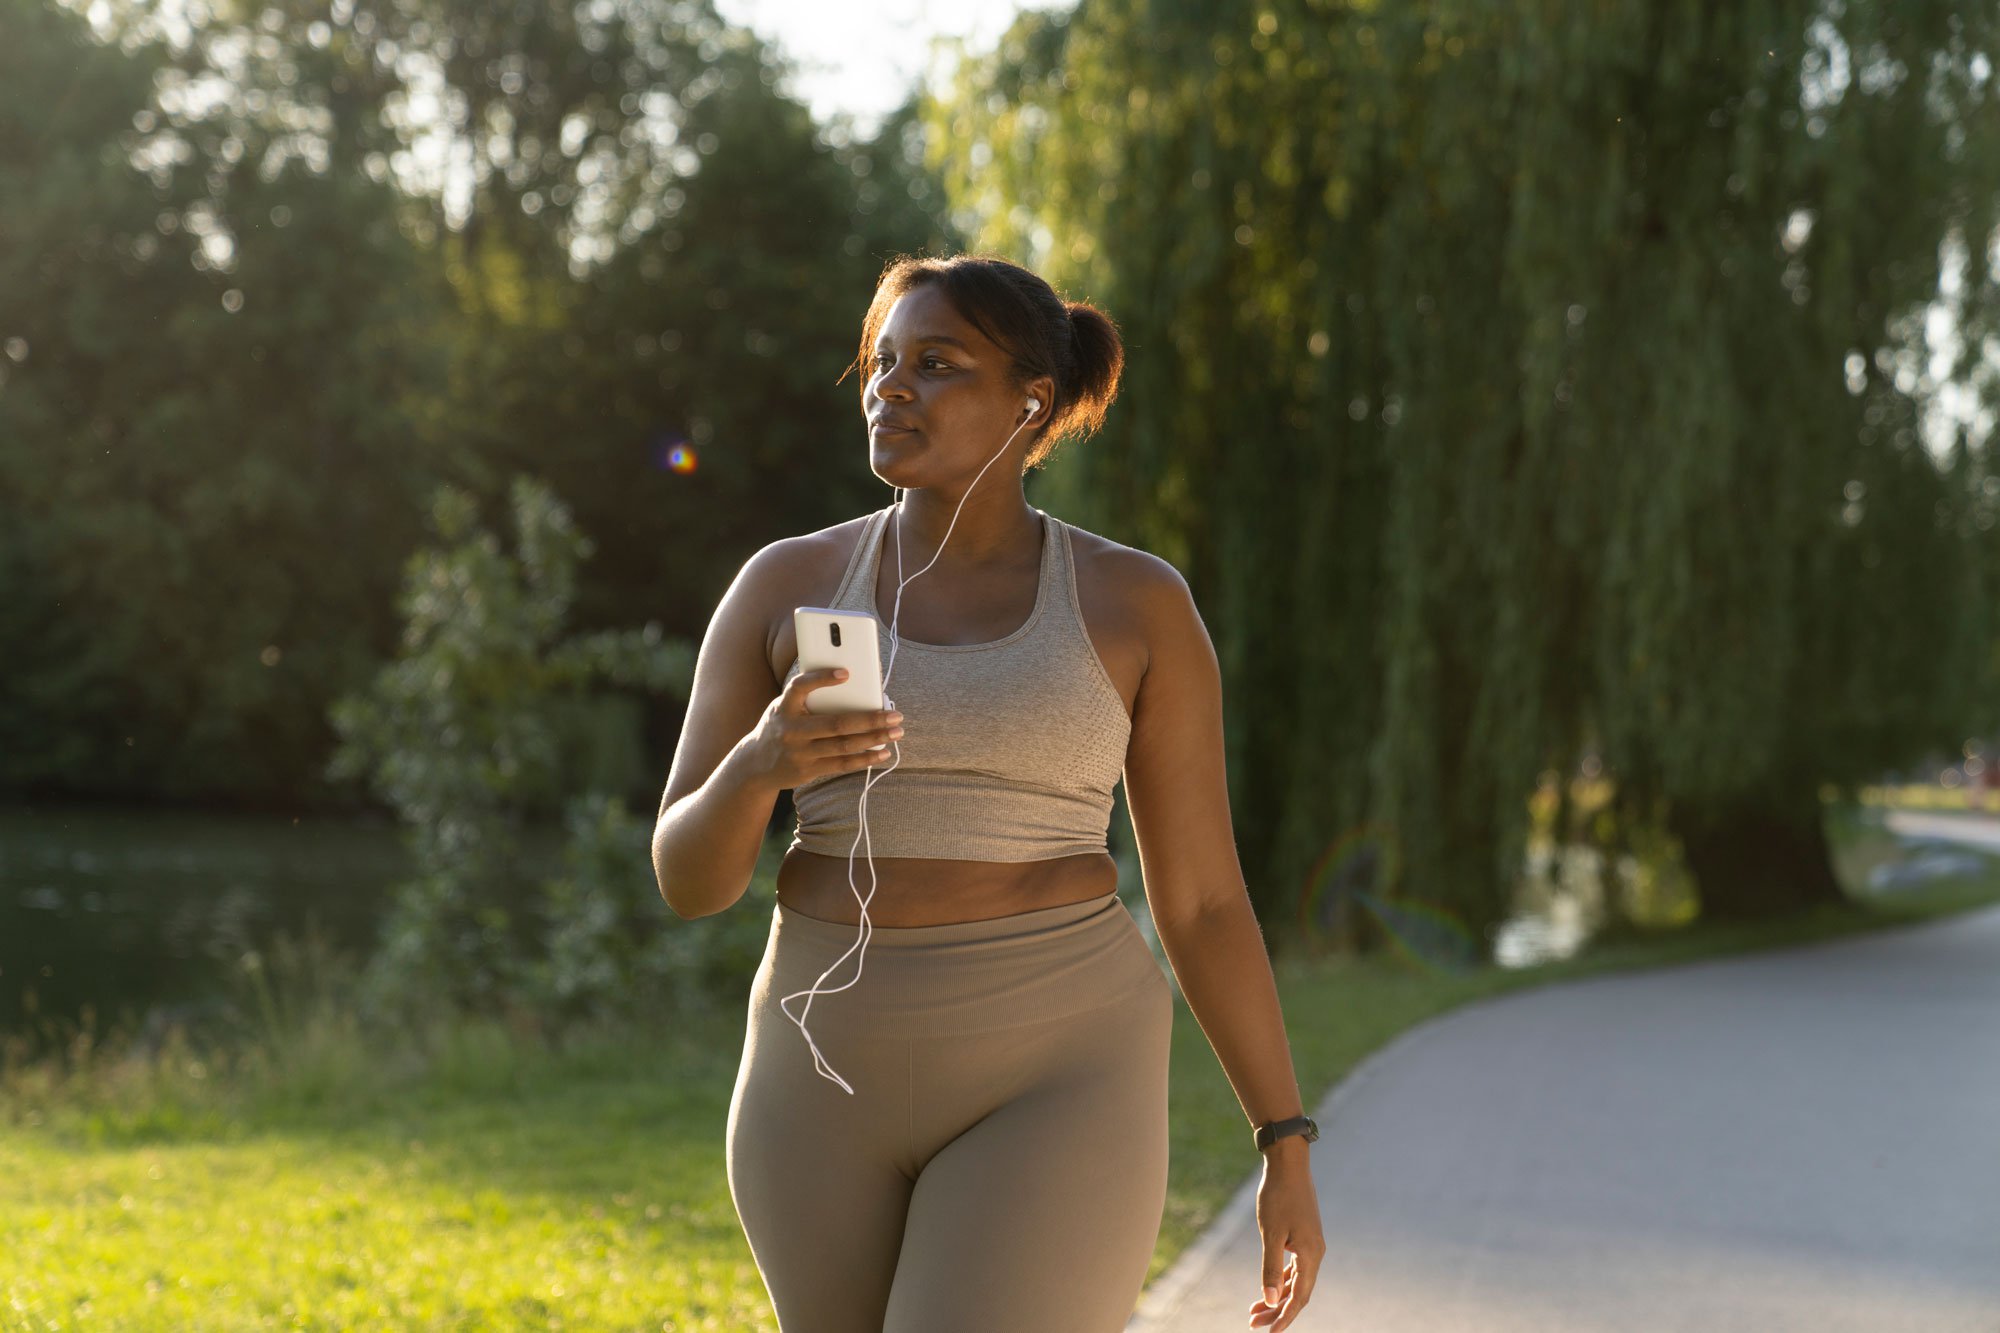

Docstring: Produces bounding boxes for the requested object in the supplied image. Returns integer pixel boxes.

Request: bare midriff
[774,847,1120,927]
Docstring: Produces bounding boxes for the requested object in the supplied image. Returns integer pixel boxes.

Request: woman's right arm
[653,540,902,919]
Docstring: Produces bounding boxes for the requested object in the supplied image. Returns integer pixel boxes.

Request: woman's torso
[768,506,1145,927]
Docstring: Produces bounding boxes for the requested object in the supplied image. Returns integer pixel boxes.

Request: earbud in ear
[1024,397,1041,417]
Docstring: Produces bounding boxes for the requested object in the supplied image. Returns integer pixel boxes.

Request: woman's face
[864,283,1050,490]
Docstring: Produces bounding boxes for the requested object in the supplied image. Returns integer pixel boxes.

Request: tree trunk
[1667,792,1847,921]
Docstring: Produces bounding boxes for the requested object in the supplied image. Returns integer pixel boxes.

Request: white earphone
[779,394,1044,1093]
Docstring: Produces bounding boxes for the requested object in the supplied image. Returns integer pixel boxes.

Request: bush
[325,475,696,1029]
[531,791,779,1027]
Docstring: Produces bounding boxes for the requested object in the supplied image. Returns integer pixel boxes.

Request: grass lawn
[2,1018,765,1331]
[5,802,1996,1331]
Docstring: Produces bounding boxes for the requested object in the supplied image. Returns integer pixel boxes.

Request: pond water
[0,803,427,1045]
[1,802,633,1051]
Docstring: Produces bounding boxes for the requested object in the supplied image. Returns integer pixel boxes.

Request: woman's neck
[891,491,1040,570]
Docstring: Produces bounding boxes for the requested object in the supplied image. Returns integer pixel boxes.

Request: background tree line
[4,0,1996,981]
[925,0,2000,946]
[0,0,954,811]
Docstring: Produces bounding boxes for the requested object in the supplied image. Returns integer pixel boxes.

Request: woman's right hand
[741,668,905,793]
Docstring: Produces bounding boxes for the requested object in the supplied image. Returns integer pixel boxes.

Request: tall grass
[0,918,738,1148]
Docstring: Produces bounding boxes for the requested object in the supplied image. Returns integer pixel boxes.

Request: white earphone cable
[777,400,1042,1093]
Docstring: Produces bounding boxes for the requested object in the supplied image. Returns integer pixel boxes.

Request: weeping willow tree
[925,1,2000,950]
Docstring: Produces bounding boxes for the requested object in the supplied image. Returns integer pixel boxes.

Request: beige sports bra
[783,504,1131,861]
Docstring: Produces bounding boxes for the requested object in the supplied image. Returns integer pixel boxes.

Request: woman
[653,254,1325,1332]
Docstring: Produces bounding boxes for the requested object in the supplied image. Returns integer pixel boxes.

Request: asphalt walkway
[1129,870,2000,1331]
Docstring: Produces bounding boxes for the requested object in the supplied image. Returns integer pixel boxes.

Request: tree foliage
[927,0,2000,945]
[0,0,452,799]
[1,0,959,805]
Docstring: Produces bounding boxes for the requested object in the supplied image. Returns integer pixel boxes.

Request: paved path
[1884,807,2000,854]
[1129,890,2000,1332]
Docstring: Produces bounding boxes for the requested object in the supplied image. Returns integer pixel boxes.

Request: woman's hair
[843,252,1125,473]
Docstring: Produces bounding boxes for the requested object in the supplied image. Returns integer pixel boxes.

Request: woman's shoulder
[1049,516,1190,706]
[748,507,887,684]
[754,506,883,579]
[1057,516,1187,601]
[712,510,881,635]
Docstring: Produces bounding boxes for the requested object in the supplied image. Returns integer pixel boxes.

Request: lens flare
[651,433,697,474]
[1295,822,1398,952]
[1351,890,1480,977]
[1295,822,1479,974]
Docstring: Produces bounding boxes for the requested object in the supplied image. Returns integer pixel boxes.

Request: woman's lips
[870,423,916,436]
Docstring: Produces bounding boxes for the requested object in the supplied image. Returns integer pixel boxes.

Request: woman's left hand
[1247,1148,1325,1330]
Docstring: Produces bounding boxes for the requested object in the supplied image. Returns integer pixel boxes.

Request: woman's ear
[1026,375,1056,426]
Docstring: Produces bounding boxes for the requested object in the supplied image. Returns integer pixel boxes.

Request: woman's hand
[1247,1147,1325,1330]
[740,668,904,793]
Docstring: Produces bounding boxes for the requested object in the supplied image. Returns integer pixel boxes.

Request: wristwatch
[1254,1115,1319,1152]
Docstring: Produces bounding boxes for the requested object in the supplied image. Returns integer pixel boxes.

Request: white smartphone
[793,607,888,726]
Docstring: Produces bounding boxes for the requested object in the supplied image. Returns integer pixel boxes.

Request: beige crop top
[782,503,1132,862]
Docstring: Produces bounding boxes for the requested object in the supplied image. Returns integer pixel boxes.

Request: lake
[0,802,428,1048]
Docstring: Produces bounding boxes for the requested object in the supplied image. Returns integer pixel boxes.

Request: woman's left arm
[1119,554,1326,1332]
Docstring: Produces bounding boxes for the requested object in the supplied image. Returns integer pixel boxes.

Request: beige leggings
[725,888,1173,1333]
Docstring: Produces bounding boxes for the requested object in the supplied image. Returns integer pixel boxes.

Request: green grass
[5,803,1998,1330]
[2,1011,766,1331]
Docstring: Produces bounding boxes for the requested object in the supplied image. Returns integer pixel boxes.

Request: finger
[800,701,897,737]
[1247,1280,1280,1325]
[1249,1261,1295,1309]
[1262,1250,1294,1308]
[1247,1269,1291,1327]
[1275,1254,1317,1332]
[1261,1244,1291,1310]
[788,667,860,706]
[806,717,903,754]
[1248,1256,1296,1296]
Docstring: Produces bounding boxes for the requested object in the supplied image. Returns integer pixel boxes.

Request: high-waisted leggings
[726,887,1174,1333]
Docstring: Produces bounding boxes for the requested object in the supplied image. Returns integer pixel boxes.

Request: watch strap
[1254,1114,1319,1152]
